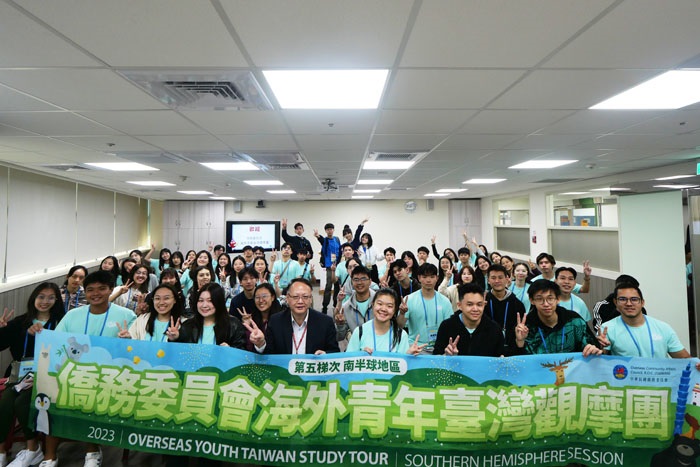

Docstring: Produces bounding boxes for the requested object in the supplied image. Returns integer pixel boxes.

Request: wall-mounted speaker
[256,200,266,209]
[233,200,242,213]
[426,199,434,211]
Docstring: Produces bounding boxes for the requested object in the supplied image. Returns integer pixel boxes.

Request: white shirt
[291,311,309,354]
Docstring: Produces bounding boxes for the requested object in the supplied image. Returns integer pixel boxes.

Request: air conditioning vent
[42,164,90,172]
[369,151,427,161]
[265,163,303,170]
[245,152,309,171]
[118,70,273,110]
[534,178,581,183]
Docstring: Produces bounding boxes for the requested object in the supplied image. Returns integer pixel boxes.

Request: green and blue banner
[32,330,700,466]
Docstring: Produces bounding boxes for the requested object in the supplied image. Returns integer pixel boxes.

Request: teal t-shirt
[605,316,684,358]
[272,259,302,288]
[558,294,591,321]
[346,320,410,354]
[149,319,169,342]
[201,324,216,345]
[510,283,531,313]
[405,291,453,349]
[55,304,136,337]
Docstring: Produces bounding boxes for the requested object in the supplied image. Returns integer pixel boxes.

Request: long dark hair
[401,251,419,278]
[215,253,233,278]
[437,255,454,286]
[63,265,88,287]
[188,266,215,311]
[159,269,184,300]
[188,250,215,282]
[100,256,120,281]
[170,251,184,270]
[253,283,282,326]
[372,288,402,350]
[194,283,231,344]
[158,248,172,272]
[455,264,475,285]
[23,282,65,328]
[145,284,184,337]
[120,258,137,285]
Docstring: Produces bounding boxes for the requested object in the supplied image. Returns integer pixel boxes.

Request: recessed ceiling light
[560,192,590,195]
[126,181,174,186]
[462,178,507,184]
[357,179,393,185]
[263,69,388,109]
[591,187,631,192]
[267,190,296,194]
[87,162,158,171]
[590,70,700,110]
[653,184,699,189]
[436,188,468,193]
[244,180,284,186]
[425,193,449,197]
[509,160,577,169]
[362,161,415,170]
[654,175,695,181]
[200,162,259,171]
[209,196,236,200]
[352,195,374,199]
[354,189,382,193]
[178,190,213,195]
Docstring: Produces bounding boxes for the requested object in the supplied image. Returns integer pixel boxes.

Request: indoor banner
[31,330,700,466]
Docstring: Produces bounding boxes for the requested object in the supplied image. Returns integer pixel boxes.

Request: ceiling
[2,0,700,201]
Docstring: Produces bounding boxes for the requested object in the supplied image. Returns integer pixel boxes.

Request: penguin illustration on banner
[34,393,51,435]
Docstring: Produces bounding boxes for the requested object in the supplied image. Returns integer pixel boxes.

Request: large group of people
[0,216,694,467]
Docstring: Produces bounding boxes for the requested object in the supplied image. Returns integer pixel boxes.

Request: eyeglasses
[616,296,641,304]
[532,296,557,305]
[36,295,56,302]
[287,295,312,302]
[255,294,272,301]
[352,277,370,283]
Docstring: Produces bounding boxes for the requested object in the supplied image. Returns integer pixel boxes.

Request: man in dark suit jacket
[244,278,339,354]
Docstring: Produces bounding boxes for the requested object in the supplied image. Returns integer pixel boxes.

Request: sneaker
[0,452,7,467]
[83,450,101,467]
[38,461,56,467]
[7,449,43,467]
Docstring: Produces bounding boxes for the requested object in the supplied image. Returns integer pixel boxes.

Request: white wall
[619,190,690,349]
[222,199,451,259]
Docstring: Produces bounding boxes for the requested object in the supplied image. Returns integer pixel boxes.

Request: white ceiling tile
[0,86,63,112]
[460,110,572,134]
[304,150,365,162]
[505,134,590,150]
[78,111,206,135]
[221,0,413,67]
[377,110,476,134]
[217,134,298,151]
[384,70,524,109]
[0,70,167,111]
[296,135,369,151]
[17,0,248,67]
[542,110,664,134]
[572,134,692,150]
[370,134,447,151]
[402,0,614,67]
[181,111,289,135]
[138,135,230,152]
[490,70,661,110]
[614,110,700,135]
[283,110,377,134]
[0,136,90,153]
[0,2,99,67]
[546,0,700,69]
[0,112,119,136]
[439,134,522,150]
[54,136,163,153]
[426,150,491,162]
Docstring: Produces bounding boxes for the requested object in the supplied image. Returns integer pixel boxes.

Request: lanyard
[489,300,509,335]
[292,324,308,354]
[512,283,526,303]
[622,318,655,357]
[302,263,308,278]
[84,305,110,336]
[372,322,394,353]
[151,320,168,342]
[538,327,565,353]
[421,294,439,327]
[399,281,413,297]
[354,302,370,328]
[127,289,135,310]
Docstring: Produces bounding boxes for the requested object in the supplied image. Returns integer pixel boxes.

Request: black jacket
[176,315,247,349]
[263,308,340,354]
[433,313,505,357]
[484,291,526,350]
[0,314,62,377]
[282,229,314,261]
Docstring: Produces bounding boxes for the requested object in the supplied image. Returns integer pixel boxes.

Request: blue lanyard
[84,305,110,336]
[302,263,308,278]
[354,302,370,328]
[22,323,49,358]
[538,327,565,353]
[421,294,439,327]
[512,284,527,303]
[151,323,168,342]
[489,300,509,335]
[622,318,655,357]
[399,281,413,297]
[372,322,394,352]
